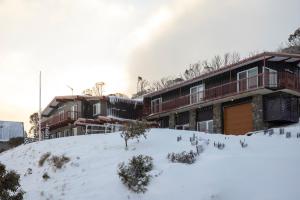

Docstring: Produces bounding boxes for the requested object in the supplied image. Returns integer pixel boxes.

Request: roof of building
[144,51,300,98]
[42,95,143,116]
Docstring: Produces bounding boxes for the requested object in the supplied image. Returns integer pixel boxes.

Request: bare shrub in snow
[39,152,51,167]
[279,128,285,135]
[0,162,24,200]
[8,137,24,148]
[240,139,248,148]
[297,133,300,138]
[196,145,204,154]
[24,168,32,176]
[50,155,70,169]
[213,142,225,150]
[286,132,291,138]
[118,155,153,193]
[42,172,50,181]
[167,150,198,164]
[177,136,182,142]
[120,121,149,149]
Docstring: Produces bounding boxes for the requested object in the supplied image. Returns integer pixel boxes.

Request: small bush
[39,152,51,167]
[213,142,225,150]
[0,162,24,200]
[8,137,24,148]
[167,151,198,164]
[286,132,291,138]
[118,155,153,193]
[42,172,50,181]
[50,155,70,169]
[120,121,149,149]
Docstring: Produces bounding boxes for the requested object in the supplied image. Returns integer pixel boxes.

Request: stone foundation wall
[252,95,268,131]
[169,113,175,129]
[213,103,222,133]
[189,109,197,131]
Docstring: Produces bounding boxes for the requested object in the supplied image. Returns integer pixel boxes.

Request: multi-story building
[143,52,300,135]
[41,95,143,138]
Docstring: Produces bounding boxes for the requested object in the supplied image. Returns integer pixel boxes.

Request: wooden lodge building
[143,52,300,135]
[41,95,143,138]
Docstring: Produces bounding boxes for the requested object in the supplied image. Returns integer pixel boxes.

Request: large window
[264,67,278,87]
[58,110,64,121]
[93,103,101,116]
[190,84,204,104]
[151,98,162,113]
[197,120,213,133]
[71,104,78,119]
[237,67,258,92]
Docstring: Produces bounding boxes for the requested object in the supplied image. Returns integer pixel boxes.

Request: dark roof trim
[144,52,300,98]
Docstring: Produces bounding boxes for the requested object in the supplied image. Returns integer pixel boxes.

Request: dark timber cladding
[264,92,299,123]
[144,52,300,134]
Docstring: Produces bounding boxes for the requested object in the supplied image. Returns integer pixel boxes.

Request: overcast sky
[0,0,299,131]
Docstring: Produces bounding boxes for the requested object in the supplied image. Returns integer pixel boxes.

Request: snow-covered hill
[1,126,300,200]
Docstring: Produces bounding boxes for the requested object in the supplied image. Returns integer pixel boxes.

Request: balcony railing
[149,71,300,115]
[41,111,80,130]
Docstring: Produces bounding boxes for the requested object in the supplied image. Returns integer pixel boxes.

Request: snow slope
[1,126,300,200]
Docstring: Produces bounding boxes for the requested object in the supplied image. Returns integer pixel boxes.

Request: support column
[189,109,197,131]
[169,113,175,129]
[213,103,222,133]
[252,95,267,131]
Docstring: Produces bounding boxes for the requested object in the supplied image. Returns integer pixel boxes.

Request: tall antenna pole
[39,71,42,141]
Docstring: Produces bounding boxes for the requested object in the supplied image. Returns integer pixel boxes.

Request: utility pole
[38,71,42,141]
[67,85,74,95]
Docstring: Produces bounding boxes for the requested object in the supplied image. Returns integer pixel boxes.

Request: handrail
[41,111,80,129]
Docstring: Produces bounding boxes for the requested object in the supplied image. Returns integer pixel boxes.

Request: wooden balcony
[41,111,80,130]
[149,71,300,115]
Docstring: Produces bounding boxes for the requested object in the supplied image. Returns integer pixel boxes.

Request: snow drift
[0,126,300,200]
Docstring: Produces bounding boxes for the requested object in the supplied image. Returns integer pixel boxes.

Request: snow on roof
[0,121,24,141]
[108,95,143,104]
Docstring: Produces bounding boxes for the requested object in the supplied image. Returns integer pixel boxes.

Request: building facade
[0,120,25,141]
[143,52,300,135]
[41,95,143,138]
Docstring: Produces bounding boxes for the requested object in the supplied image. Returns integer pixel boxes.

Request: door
[237,71,247,92]
[224,103,253,135]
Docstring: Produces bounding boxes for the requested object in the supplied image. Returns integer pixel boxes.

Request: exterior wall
[196,106,213,121]
[252,95,267,131]
[264,93,299,123]
[213,103,222,133]
[175,111,189,126]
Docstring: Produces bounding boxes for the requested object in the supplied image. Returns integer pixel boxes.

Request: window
[264,67,278,87]
[190,84,204,104]
[237,67,258,92]
[58,110,64,121]
[197,120,213,133]
[151,98,162,113]
[93,103,101,116]
[175,124,189,130]
[71,104,78,120]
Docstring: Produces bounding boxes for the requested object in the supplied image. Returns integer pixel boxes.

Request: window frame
[93,103,101,116]
[151,98,162,113]
[197,120,213,133]
[237,67,258,92]
[263,67,278,87]
[190,84,204,104]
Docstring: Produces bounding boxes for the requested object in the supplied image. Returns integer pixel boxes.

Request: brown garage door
[224,103,253,135]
